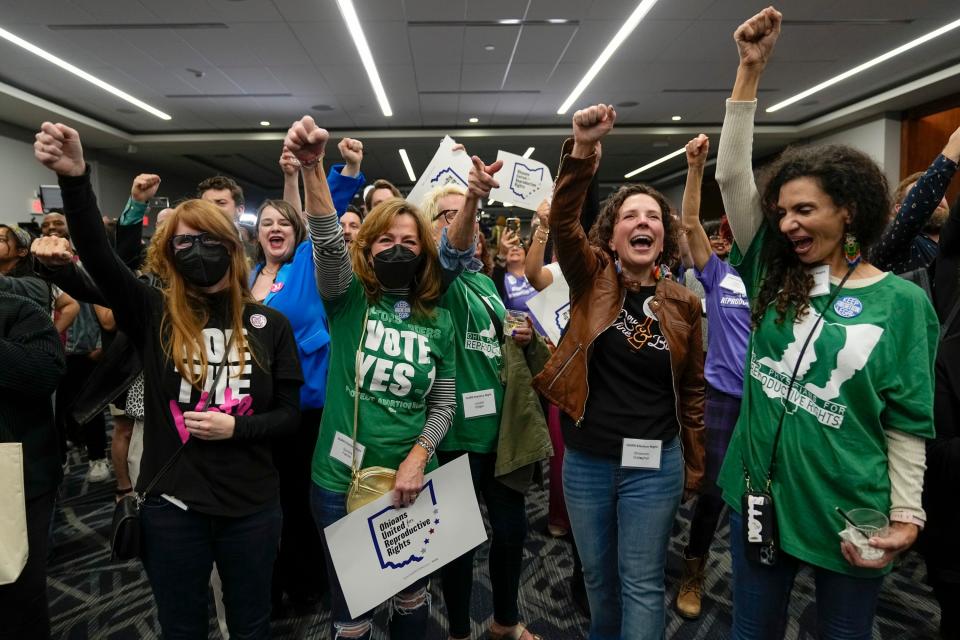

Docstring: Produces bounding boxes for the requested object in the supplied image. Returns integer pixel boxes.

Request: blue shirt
[695,253,750,397]
[251,241,330,409]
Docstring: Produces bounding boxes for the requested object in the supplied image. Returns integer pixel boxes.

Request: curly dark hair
[755,144,890,326]
[196,175,245,207]
[587,183,676,269]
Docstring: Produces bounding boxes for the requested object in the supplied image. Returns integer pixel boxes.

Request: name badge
[808,264,831,297]
[463,389,497,418]
[330,431,365,468]
[621,438,662,469]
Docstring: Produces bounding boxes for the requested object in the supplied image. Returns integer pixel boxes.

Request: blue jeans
[310,483,430,640]
[437,450,528,638]
[140,497,282,640]
[729,511,884,640]
[563,439,684,640]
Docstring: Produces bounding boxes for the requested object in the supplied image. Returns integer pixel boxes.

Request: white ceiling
[1,0,959,190]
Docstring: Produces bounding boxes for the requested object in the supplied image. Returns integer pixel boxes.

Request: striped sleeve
[420,377,456,452]
[307,214,353,302]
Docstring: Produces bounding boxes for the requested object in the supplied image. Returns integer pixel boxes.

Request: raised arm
[327,138,367,216]
[525,199,555,291]
[553,103,616,297]
[715,7,781,252]
[871,126,960,271]
[683,135,713,271]
[280,147,303,213]
[116,173,160,269]
[33,122,154,343]
[285,117,353,303]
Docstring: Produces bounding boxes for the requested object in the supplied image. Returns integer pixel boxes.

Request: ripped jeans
[311,483,431,639]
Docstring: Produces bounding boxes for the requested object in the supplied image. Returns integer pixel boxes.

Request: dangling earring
[652,263,670,281]
[843,231,861,267]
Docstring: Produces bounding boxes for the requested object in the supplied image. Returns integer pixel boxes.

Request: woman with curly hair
[715,9,938,639]
[532,103,705,640]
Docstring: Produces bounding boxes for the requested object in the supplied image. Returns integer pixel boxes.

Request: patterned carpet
[48,442,942,639]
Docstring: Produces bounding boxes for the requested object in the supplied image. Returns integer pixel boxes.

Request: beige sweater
[715,99,927,525]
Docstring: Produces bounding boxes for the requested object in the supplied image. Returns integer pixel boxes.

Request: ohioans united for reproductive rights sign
[324,455,486,617]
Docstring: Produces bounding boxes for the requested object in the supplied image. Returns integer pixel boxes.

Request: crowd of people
[2,6,959,640]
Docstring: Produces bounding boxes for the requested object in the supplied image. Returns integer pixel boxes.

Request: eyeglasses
[432,209,483,225]
[170,233,224,252]
[432,209,460,225]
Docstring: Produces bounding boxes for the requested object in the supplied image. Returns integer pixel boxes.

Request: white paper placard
[406,136,473,207]
[525,270,571,345]
[488,151,553,212]
[324,454,487,618]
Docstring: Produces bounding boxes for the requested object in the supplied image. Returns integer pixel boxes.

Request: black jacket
[0,291,65,499]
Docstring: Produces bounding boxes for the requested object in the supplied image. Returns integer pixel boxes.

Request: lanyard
[744,264,855,493]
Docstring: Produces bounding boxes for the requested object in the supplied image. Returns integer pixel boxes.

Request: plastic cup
[504,310,528,333]
[839,508,889,561]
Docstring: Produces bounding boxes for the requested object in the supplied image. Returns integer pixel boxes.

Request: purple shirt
[502,272,547,335]
[695,253,750,397]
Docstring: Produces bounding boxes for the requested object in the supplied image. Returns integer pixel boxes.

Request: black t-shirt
[58,170,304,517]
[563,287,679,459]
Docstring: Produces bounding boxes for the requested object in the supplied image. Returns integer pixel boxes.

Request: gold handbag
[345,308,396,513]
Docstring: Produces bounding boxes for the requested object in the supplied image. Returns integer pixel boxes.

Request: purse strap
[140,330,237,499]
[351,307,371,479]
[941,288,960,341]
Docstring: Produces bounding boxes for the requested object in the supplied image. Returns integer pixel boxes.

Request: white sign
[406,136,473,207]
[324,455,487,618]
[489,151,553,212]
[526,269,571,345]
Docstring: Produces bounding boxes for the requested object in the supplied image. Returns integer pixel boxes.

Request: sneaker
[86,459,111,483]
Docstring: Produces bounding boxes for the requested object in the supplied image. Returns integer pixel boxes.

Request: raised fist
[467,156,502,200]
[734,6,782,68]
[535,198,551,227]
[131,173,161,203]
[685,134,710,168]
[338,138,364,168]
[572,104,616,155]
[31,235,74,268]
[283,116,329,166]
[34,122,86,177]
[279,147,300,176]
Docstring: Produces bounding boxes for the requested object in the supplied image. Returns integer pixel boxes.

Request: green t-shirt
[717,225,938,577]
[311,277,457,493]
[437,271,505,453]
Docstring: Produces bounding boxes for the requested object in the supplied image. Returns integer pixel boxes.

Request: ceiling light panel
[557,0,660,114]
[399,149,417,182]
[335,0,393,117]
[624,147,685,179]
[0,25,172,120]
[767,15,960,113]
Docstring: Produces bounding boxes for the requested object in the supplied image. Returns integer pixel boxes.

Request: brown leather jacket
[532,140,707,491]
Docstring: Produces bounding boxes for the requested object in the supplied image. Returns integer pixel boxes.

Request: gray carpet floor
[48,445,942,639]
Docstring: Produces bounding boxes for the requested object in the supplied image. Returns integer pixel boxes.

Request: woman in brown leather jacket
[533,104,705,640]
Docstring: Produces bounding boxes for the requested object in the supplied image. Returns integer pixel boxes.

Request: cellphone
[148,197,170,211]
[506,217,521,233]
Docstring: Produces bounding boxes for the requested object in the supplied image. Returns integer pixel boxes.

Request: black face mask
[173,243,232,288]
[372,244,423,290]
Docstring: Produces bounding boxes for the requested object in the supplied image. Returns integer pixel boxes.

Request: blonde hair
[420,184,467,227]
[350,197,443,318]
[151,199,255,390]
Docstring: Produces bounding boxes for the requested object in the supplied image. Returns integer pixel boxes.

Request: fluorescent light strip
[556,0,659,114]
[522,147,535,158]
[335,0,393,117]
[624,147,685,179]
[767,15,960,113]
[398,149,416,182]
[0,25,171,120]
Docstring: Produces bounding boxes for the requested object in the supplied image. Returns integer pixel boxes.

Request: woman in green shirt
[284,116,458,640]
[715,9,938,639]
